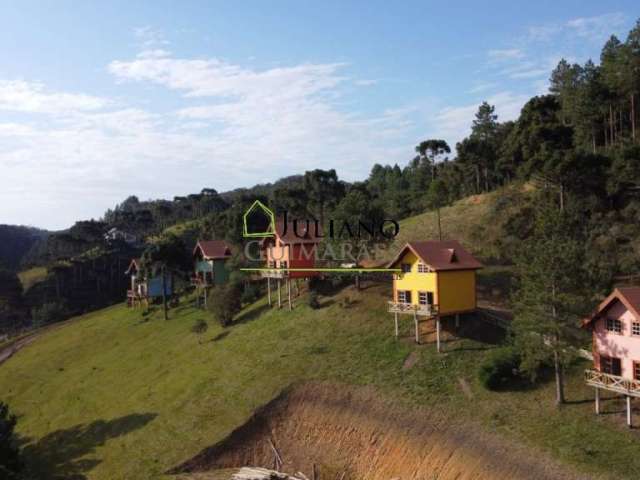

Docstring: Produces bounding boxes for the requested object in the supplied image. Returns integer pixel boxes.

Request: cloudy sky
[0,1,637,229]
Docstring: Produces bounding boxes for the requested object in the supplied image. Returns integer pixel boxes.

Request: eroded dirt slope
[171,383,589,480]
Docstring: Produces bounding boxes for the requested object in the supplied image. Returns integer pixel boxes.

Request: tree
[512,198,588,406]
[0,269,25,334]
[415,139,451,239]
[208,283,242,327]
[140,235,189,320]
[0,402,23,480]
[303,169,345,224]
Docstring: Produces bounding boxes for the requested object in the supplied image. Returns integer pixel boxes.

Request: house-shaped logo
[243,200,276,238]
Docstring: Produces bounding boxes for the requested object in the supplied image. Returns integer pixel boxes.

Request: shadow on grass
[20,412,157,479]
[234,303,271,325]
[211,331,231,342]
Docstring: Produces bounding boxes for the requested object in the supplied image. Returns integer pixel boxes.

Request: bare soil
[170,383,588,480]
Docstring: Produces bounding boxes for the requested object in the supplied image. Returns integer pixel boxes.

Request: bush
[208,283,242,326]
[478,347,522,390]
[0,402,23,479]
[31,301,68,327]
[240,283,260,305]
[308,290,320,309]
[191,319,208,344]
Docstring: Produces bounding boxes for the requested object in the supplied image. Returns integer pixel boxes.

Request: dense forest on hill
[1,19,640,336]
[0,225,48,271]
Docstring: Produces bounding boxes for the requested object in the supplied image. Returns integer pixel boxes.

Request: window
[606,318,622,334]
[268,261,276,268]
[634,362,640,381]
[633,323,640,336]
[601,356,622,376]
[417,263,428,273]
[401,263,412,273]
[397,290,412,304]
[418,291,434,306]
[280,261,288,269]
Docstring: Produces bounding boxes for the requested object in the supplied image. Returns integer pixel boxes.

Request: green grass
[18,266,48,292]
[1,283,639,479]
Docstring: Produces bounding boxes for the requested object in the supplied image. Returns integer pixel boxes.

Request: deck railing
[585,369,640,398]
[388,302,438,317]
[261,269,288,279]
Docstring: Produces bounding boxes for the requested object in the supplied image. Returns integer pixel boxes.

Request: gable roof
[125,258,140,275]
[582,286,640,328]
[261,218,323,246]
[194,240,232,260]
[387,240,483,271]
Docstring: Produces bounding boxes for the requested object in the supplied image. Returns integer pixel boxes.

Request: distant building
[583,287,640,426]
[260,218,322,309]
[386,240,483,349]
[125,258,173,307]
[105,227,137,245]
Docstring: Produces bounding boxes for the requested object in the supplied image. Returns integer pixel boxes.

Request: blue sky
[0,1,637,229]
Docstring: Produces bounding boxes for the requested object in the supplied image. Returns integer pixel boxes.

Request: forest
[1,19,640,337]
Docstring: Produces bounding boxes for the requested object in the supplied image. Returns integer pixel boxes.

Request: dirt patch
[170,383,587,480]
[402,351,419,370]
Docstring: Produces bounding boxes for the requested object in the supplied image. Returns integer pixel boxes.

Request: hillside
[0,225,48,271]
[0,281,639,479]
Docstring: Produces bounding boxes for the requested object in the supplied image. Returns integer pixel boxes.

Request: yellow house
[387,240,482,347]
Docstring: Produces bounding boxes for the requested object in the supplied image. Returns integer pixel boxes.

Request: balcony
[585,369,640,398]
[261,269,288,279]
[388,301,438,317]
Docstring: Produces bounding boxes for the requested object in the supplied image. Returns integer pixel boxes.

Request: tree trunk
[632,93,636,142]
[592,128,596,153]
[474,165,480,194]
[554,345,565,406]
[436,208,443,241]
[162,266,168,320]
[610,104,614,146]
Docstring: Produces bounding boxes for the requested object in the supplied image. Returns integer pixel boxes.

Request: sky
[0,1,638,230]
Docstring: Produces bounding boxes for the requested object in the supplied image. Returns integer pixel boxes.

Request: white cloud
[0,53,416,228]
[468,82,498,94]
[566,12,627,41]
[0,80,109,114]
[354,79,377,86]
[488,48,525,61]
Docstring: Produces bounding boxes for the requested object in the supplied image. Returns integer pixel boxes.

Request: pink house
[583,287,640,425]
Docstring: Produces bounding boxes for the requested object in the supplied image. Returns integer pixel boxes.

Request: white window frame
[397,290,411,304]
[632,322,640,336]
[417,262,428,273]
[606,318,622,334]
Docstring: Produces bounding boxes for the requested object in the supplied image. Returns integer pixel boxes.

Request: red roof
[194,240,232,260]
[388,240,483,271]
[582,286,640,328]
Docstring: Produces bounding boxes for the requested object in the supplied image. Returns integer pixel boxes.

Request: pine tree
[512,196,588,406]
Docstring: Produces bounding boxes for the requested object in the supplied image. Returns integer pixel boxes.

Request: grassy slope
[18,266,47,292]
[0,284,639,479]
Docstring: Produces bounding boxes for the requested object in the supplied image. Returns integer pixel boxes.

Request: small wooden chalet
[192,240,232,307]
[386,240,482,350]
[261,218,322,310]
[125,258,173,307]
[583,287,640,427]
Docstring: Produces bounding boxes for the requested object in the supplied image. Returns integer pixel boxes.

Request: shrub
[31,301,68,327]
[208,283,242,326]
[308,290,320,309]
[191,319,208,344]
[0,402,23,479]
[240,283,260,305]
[478,347,521,390]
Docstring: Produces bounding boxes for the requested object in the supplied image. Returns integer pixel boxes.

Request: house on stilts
[191,240,232,307]
[386,240,482,351]
[583,286,640,427]
[125,258,173,307]
[260,219,321,310]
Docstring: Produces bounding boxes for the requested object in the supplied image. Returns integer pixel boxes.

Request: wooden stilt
[414,310,419,344]
[595,387,600,415]
[394,312,399,338]
[455,313,460,329]
[287,279,292,311]
[627,396,632,428]
[267,277,271,306]
[436,316,441,353]
[277,279,282,308]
